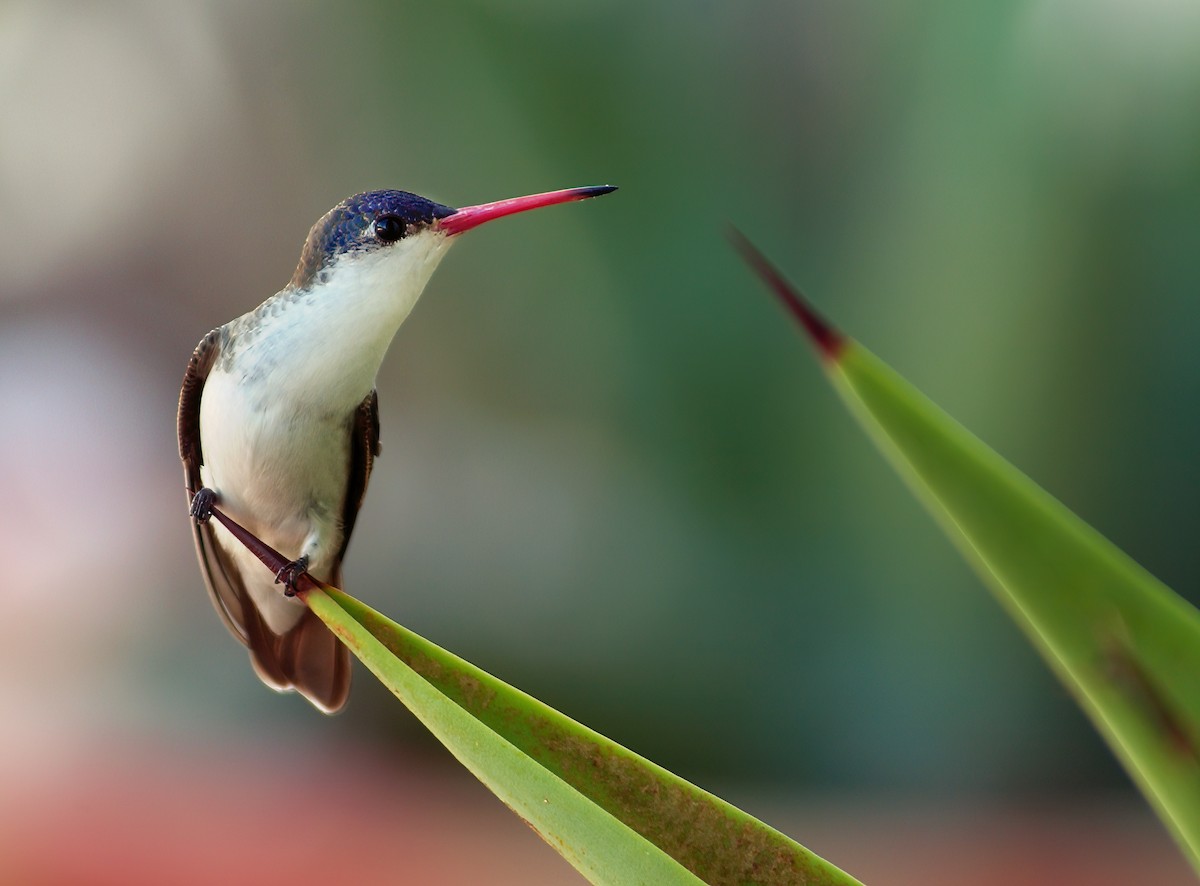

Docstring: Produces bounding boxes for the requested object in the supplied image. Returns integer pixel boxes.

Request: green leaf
[310,586,860,886]
[734,233,1200,873]
[206,508,860,885]
[305,588,702,885]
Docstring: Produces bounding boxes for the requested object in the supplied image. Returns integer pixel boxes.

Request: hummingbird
[178,184,616,713]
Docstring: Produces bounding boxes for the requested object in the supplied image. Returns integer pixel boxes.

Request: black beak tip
[580,185,618,198]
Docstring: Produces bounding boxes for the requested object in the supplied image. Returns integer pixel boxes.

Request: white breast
[197,230,455,634]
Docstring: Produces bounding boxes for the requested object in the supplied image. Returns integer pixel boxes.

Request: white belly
[199,366,353,633]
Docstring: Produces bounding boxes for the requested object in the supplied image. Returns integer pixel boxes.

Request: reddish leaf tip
[728,227,845,360]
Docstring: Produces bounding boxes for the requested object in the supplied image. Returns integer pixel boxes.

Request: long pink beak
[437,185,617,236]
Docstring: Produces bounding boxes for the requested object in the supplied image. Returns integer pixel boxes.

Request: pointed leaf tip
[729,228,845,360]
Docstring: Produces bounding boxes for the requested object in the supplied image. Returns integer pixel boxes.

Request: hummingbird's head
[288,184,617,296]
[289,190,456,291]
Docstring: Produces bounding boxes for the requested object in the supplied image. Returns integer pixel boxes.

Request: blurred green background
[2,1,1198,883]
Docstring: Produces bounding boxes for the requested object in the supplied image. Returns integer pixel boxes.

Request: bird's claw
[275,556,310,597]
[190,487,218,523]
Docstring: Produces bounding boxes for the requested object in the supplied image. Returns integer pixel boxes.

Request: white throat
[232,231,454,412]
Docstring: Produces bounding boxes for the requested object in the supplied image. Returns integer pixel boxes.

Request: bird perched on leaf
[178,184,616,712]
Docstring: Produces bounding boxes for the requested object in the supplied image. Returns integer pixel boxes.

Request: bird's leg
[275,506,336,596]
[189,487,219,523]
[274,555,310,597]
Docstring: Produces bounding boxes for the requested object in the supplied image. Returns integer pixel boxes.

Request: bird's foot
[274,555,310,597]
[189,487,218,523]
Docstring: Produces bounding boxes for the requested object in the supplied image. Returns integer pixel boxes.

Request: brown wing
[338,389,381,563]
[178,328,254,644]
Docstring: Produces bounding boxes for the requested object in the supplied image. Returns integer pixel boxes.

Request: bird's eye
[374,216,405,243]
